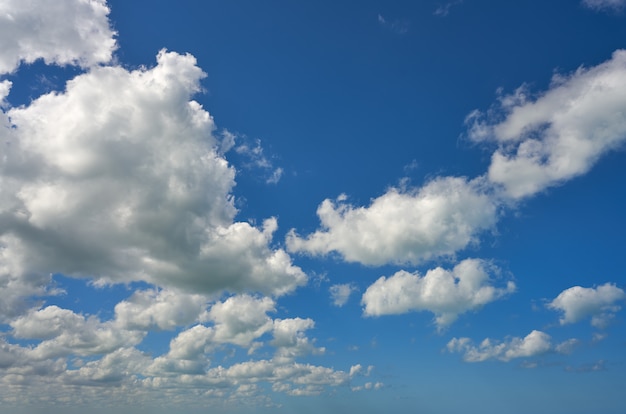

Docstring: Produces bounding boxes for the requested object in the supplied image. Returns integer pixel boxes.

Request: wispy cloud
[581,0,626,12]
[377,14,410,35]
[434,1,464,17]
[231,133,284,184]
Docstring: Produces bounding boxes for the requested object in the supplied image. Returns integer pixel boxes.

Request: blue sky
[1,0,626,413]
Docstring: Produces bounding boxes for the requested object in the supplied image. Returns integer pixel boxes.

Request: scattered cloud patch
[234,135,284,184]
[447,330,577,362]
[287,177,497,266]
[466,50,626,199]
[582,0,626,12]
[329,283,358,307]
[361,259,515,329]
[377,14,409,34]
[434,1,464,16]
[547,283,625,328]
[565,359,607,372]
[0,0,116,74]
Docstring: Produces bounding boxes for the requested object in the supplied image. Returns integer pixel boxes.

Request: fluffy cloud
[361,259,515,328]
[114,289,209,331]
[547,283,625,328]
[271,317,325,361]
[0,50,306,311]
[447,330,574,362]
[10,306,144,359]
[0,0,116,74]
[329,283,357,307]
[287,177,497,266]
[467,50,626,199]
[208,295,275,347]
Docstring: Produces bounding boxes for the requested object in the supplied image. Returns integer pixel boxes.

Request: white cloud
[582,0,626,11]
[10,306,144,359]
[114,289,209,331]
[0,50,306,313]
[208,295,275,347]
[361,259,515,329]
[287,177,497,266]
[62,347,151,386]
[234,135,284,184]
[271,318,325,362]
[547,283,625,328]
[329,283,357,307]
[0,0,116,74]
[466,50,626,199]
[447,330,553,362]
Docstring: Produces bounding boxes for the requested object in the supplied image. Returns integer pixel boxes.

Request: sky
[1,0,626,413]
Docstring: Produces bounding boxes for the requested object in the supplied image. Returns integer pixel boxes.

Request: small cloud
[547,283,625,329]
[434,1,464,17]
[449,332,583,363]
[447,330,553,362]
[565,360,607,373]
[231,134,284,184]
[266,167,283,185]
[403,159,419,173]
[329,283,358,307]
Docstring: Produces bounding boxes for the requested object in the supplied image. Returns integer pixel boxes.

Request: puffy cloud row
[361,259,515,328]
[287,177,497,266]
[0,0,116,74]
[0,293,372,408]
[447,283,626,363]
[447,330,578,362]
[0,50,306,319]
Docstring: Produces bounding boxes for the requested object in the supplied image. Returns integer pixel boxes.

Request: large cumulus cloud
[0,50,306,317]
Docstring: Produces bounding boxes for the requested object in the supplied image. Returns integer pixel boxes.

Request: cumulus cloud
[466,50,626,199]
[361,259,515,328]
[208,294,275,347]
[287,177,497,266]
[547,283,625,328]
[271,317,325,361]
[0,2,375,408]
[10,306,144,359]
[0,0,116,74]
[114,288,210,331]
[447,330,577,362]
[0,50,306,311]
[329,283,357,307]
